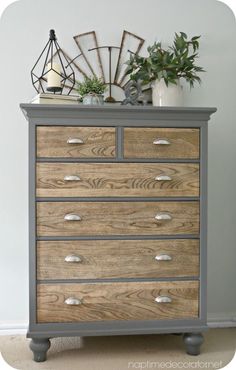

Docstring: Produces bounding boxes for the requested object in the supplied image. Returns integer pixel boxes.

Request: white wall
[0,0,236,328]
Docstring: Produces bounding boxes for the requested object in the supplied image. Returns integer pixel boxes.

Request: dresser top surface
[20,103,216,123]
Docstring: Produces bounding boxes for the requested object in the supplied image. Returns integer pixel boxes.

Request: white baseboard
[0,315,235,335]
[207,313,236,328]
[0,323,27,336]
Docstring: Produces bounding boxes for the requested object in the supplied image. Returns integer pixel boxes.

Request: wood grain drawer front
[124,128,199,159]
[37,239,199,280]
[36,163,199,198]
[37,127,116,158]
[37,201,199,236]
[37,281,199,323]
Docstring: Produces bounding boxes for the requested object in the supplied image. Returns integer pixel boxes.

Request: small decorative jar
[82,94,104,105]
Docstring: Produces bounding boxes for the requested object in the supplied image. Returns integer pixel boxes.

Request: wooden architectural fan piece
[114,30,145,88]
[73,31,105,82]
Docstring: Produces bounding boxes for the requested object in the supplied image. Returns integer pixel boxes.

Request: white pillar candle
[47,62,62,90]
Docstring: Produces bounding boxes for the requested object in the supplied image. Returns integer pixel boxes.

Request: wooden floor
[0,328,235,370]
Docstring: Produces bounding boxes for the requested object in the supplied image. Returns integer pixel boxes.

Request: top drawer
[124,128,199,159]
[37,126,116,158]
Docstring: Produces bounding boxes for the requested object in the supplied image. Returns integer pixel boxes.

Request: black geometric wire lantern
[31,29,75,95]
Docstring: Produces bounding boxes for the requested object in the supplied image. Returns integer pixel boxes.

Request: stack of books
[30,93,80,104]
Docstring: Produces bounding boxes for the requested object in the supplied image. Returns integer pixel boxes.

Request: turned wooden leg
[29,338,51,362]
[183,333,204,355]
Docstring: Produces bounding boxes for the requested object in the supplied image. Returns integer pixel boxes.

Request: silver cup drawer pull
[155,175,172,181]
[64,214,81,221]
[155,213,172,221]
[67,138,84,144]
[155,254,172,261]
[155,296,172,303]
[64,297,82,306]
[64,175,81,181]
[65,255,82,263]
[153,138,170,145]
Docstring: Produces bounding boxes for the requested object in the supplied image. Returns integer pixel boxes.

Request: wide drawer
[37,239,199,280]
[37,126,116,158]
[36,163,199,198]
[124,128,199,159]
[37,281,199,323]
[37,201,199,236]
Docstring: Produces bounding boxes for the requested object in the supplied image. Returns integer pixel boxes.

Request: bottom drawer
[37,281,199,323]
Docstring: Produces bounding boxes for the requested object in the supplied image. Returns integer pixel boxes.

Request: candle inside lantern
[47,62,62,92]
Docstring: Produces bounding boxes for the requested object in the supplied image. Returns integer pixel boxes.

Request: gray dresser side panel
[199,124,208,323]
[29,122,37,326]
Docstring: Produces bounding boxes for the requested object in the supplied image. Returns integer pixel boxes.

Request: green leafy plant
[76,76,106,96]
[125,32,205,87]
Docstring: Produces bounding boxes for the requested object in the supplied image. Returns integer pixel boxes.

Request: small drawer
[37,126,116,158]
[124,128,199,159]
[37,201,199,237]
[37,239,199,280]
[37,281,199,323]
[36,163,199,198]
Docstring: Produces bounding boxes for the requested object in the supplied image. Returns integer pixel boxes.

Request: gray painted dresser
[21,104,216,362]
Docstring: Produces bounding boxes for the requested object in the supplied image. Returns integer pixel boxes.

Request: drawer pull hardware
[67,138,84,144]
[155,175,172,181]
[155,213,172,221]
[153,138,170,145]
[155,254,172,261]
[155,296,172,303]
[64,175,81,181]
[64,297,82,305]
[64,214,81,221]
[64,255,82,263]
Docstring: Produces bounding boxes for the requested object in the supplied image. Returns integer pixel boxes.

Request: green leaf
[180,31,187,39]
[162,70,168,78]
[191,35,201,40]
[157,71,163,80]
